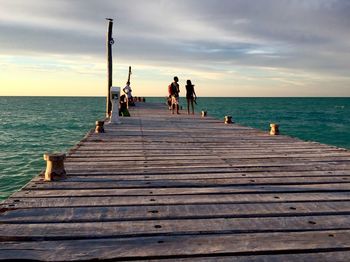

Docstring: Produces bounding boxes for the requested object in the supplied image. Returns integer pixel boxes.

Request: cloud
[0,0,350,96]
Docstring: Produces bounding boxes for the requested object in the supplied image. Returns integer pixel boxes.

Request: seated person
[119,94,130,116]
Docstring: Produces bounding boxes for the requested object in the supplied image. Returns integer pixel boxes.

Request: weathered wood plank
[3,192,350,208]
[30,170,350,181]
[1,201,350,223]
[1,215,350,241]
[19,180,350,190]
[0,230,350,261]
[63,158,350,168]
[20,177,350,191]
[11,189,350,199]
[70,147,347,156]
[132,251,350,262]
[63,164,350,174]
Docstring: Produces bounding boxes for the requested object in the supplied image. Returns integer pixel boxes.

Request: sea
[0,96,349,201]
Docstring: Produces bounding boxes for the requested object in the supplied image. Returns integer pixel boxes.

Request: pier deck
[1,102,350,261]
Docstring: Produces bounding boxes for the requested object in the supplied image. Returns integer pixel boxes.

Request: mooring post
[43,153,66,181]
[270,123,279,135]
[224,115,233,124]
[95,120,105,133]
[106,18,114,117]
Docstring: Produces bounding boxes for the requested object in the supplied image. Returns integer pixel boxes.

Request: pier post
[270,123,279,135]
[224,116,233,124]
[106,18,114,117]
[95,120,105,133]
[43,153,66,181]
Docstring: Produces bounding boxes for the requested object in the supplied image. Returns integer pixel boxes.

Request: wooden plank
[19,180,350,190]
[11,189,350,199]
[30,170,350,181]
[132,251,350,262]
[1,215,350,240]
[63,164,350,174]
[69,149,348,157]
[3,193,350,208]
[63,158,350,167]
[1,201,350,223]
[0,230,350,260]
[66,154,350,162]
[23,175,350,187]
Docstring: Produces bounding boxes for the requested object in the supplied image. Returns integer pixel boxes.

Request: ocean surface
[0,96,349,201]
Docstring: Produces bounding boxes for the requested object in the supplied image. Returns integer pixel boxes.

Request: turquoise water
[0,97,105,201]
[149,97,350,149]
[0,97,349,200]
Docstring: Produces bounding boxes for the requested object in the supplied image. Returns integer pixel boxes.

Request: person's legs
[168,97,172,110]
[171,96,176,114]
[176,97,180,114]
[191,99,194,114]
[187,98,190,114]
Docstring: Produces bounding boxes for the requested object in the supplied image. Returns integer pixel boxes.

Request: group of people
[120,76,198,116]
[168,76,197,115]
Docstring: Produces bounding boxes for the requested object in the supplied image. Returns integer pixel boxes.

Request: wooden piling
[106,18,114,117]
[224,115,233,124]
[270,123,280,135]
[95,120,105,133]
[43,153,66,181]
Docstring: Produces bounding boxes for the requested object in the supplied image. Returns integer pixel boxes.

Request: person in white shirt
[123,81,133,108]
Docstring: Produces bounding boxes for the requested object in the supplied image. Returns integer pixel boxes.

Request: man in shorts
[169,76,180,114]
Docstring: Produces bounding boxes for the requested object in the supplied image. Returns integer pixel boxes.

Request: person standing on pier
[123,81,134,108]
[169,76,180,114]
[185,79,197,115]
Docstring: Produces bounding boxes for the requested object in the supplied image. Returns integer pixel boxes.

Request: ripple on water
[0,97,105,201]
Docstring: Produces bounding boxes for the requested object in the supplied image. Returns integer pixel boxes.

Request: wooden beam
[106,18,114,117]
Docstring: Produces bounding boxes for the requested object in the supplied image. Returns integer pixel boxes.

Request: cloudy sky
[0,0,349,96]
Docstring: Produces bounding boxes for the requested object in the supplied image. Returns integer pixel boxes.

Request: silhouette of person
[169,76,180,114]
[186,79,197,115]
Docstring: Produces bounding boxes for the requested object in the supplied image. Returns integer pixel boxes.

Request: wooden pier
[1,102,350,261]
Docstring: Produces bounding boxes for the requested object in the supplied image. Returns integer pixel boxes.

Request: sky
[0,0,349,97]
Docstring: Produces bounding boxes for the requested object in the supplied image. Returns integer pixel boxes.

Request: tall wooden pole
[127,66,132,83]
[106,18,114,117]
